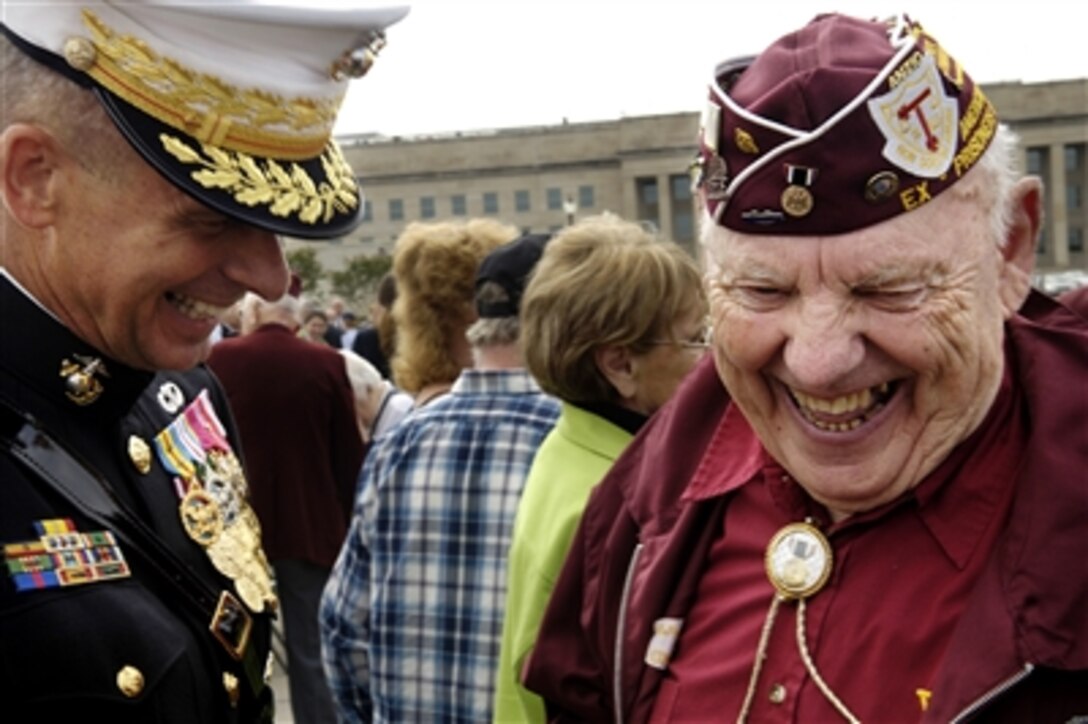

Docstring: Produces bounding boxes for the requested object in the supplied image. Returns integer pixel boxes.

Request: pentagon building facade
[290,78,1087,278]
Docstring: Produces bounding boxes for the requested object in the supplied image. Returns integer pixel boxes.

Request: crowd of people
[0,3,1084,724]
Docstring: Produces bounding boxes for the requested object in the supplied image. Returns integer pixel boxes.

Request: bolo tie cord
[735,595,860,724]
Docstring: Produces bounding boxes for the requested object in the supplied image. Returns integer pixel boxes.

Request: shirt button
[769,683,788,704]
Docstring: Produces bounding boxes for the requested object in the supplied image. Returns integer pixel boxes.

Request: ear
[996,177,1043,317]
[594,345,637,401]
[0,124,63,230]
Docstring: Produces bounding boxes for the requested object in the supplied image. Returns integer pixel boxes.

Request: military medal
[152,390,277,613]
[781,164,817,218]
[179,487,224,547]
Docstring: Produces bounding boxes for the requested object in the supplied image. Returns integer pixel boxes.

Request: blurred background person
[299,305,334,346]
[321,233,560,722]
[351,271,398,379]
[208,293,365,724]
[494,214,708,723]
[339,348,413,446]
[388,218,517,407]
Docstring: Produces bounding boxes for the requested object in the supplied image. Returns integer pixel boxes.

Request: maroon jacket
[524,292,1088,723]
[207,325,364,568]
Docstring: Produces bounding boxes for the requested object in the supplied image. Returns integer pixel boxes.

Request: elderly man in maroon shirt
[523,12,1088,723]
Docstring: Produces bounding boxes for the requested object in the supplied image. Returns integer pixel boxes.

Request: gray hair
[1,34,127,179]
[465,281,521,348]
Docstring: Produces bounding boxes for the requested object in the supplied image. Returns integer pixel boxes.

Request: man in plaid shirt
[320,233,560,723]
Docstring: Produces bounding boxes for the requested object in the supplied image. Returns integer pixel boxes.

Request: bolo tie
[736,519,860,723]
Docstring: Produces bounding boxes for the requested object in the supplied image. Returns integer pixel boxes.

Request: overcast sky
[335,1,1087,138]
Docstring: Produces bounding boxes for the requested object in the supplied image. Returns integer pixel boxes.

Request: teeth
[793,387,873,415]
[170,293,228,321]
[790,382,895,433]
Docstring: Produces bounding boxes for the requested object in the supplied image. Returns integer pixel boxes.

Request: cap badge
[865,171,901,204]
[734,128,760,155]
[780,165,817,218]
[4,519,131,592]
[703,152,731,201]
[160,134,359,226]
[867,53,957,179]
[330,31,387,80]
[59,355,108,406]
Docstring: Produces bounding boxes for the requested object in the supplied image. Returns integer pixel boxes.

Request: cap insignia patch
[734,128,759,155]
[160,135,359,225]
[867,53,958,179]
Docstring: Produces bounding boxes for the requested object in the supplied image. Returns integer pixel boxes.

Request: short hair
[465,281,521,348]
[390,218,517,393]
[521,214,707,404]
[0,34,129,180]
[376,272,397,309]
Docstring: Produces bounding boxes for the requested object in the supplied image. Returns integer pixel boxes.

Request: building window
[361,200,372,223]
[1068,185,1083,211]
[547,187,562,210]
[1070,228,1085,253]
[670,174,694,243]
[451,194,467,216]
[636,177,659,229]
[389,198,404,222]
[515,190,531,213]
[1065,143,1084,173]
[483,192,499,214]
[1026,148,1050,256]
[578,185,595,209]
[420,196,436,219]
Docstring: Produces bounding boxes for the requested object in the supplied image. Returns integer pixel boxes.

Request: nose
[224,229,290,300]
[782,293,865,390]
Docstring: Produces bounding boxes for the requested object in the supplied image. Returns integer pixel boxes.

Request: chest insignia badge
[127,435,152,474]
[59,355,108,406]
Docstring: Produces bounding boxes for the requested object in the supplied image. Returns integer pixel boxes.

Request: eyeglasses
[647,329,712,351]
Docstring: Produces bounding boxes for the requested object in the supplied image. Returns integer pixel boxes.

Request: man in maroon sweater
[208,293,364,724]
[524,12,1087,723]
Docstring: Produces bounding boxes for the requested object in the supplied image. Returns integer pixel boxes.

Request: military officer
[0,2,408,721]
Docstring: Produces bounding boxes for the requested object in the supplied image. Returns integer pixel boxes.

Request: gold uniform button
[223,672,241,707]
[769,683,787,704]
[116,665,144,698]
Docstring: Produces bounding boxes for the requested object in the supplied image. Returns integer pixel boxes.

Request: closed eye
[853,286,928,311]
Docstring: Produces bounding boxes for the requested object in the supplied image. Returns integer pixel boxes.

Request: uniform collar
[0,273,153,422]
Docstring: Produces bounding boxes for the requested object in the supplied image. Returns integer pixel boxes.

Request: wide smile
[788,381,899,433]
[165,291,230,322]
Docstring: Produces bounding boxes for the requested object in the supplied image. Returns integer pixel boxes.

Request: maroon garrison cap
[694,13,997,235]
